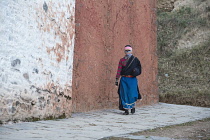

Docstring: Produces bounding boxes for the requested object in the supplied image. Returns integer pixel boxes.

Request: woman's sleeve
[137,58,142,75]
[116,59,122,80]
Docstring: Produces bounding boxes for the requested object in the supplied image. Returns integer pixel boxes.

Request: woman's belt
[122,75,134,77]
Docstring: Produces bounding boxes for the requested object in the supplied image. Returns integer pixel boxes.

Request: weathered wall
[72,0,158,112]
[0,0,75,123]
[0,0,157,123]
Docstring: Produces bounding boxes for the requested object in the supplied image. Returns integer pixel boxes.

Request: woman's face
[124,50,132,55]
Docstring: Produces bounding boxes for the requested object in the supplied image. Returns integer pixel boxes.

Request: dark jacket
[121,55,142,76]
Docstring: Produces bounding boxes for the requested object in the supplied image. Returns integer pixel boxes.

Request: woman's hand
[115,81,118,86]
[115,79,119,86]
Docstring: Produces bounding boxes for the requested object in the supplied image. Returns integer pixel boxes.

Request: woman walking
[115,45,142,115]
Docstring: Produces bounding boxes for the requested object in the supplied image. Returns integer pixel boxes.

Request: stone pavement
[0,103,210,140]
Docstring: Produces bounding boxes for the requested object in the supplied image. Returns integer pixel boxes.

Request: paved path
[0,103,210,140]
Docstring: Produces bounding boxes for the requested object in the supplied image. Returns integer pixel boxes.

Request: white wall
[0,0,75,123]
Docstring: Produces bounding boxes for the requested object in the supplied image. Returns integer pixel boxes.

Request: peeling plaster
[0,0,75,124]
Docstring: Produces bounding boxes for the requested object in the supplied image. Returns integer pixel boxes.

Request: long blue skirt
[118,76,139,110]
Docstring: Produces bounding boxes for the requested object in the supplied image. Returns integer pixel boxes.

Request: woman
[115,45,142,115]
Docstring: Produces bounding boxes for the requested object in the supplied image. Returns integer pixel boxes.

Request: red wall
[72,0,158,112]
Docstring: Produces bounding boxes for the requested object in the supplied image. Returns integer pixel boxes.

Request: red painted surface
[72,0,158,112]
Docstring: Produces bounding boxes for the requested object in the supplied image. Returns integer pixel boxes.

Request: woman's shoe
[123,110,129,115]
[131,108,135,114]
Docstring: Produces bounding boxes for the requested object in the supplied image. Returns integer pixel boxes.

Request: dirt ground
[133,118,210,140]
[107,118,210,140]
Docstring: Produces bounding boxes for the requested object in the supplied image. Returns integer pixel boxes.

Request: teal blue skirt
[118,76,139,110]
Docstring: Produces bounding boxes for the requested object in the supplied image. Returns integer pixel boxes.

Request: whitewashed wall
[0,0,75,123]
